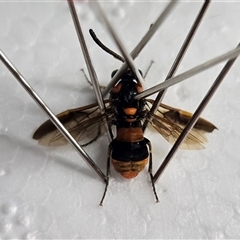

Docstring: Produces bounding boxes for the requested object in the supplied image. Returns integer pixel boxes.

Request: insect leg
[99,144,112,206]
[143,60,154,79]
[136,47,240,100]
[80,68,106,90]
[145,138,159,202]
[80,68,92,86]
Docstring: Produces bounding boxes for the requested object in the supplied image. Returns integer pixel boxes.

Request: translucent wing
[145,99,217,150]
[33,101,113,146]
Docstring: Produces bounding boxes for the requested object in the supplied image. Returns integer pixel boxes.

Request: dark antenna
[89,29,124,62]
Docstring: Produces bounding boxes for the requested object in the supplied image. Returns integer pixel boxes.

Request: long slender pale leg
[80,68,106,91]
[143,60,154,79]
[145,138,159,202]
[99,145,112,206]
[136,47,240,100]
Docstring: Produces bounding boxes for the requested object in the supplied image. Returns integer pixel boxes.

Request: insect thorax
[110,76,146,125]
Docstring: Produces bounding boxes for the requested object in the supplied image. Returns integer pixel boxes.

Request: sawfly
[33,29,217,203]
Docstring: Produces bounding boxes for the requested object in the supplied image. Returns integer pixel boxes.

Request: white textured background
[1,1,240,239]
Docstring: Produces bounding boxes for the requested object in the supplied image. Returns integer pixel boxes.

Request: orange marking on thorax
[116,127,144,142]
[123,108,137,115]
[111,83,122,93]
[136,84,143,93]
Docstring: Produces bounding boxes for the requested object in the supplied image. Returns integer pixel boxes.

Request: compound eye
[111,70,118,78]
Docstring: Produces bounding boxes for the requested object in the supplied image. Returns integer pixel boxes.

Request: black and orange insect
[33,29,217,204]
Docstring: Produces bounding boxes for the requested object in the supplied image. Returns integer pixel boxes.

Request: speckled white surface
[1,1,240,239]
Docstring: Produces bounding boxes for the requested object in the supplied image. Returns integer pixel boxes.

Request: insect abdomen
[111,128,149,179]
[112,158,148,179]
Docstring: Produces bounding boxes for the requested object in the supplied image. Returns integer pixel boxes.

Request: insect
[33,29,217,204]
